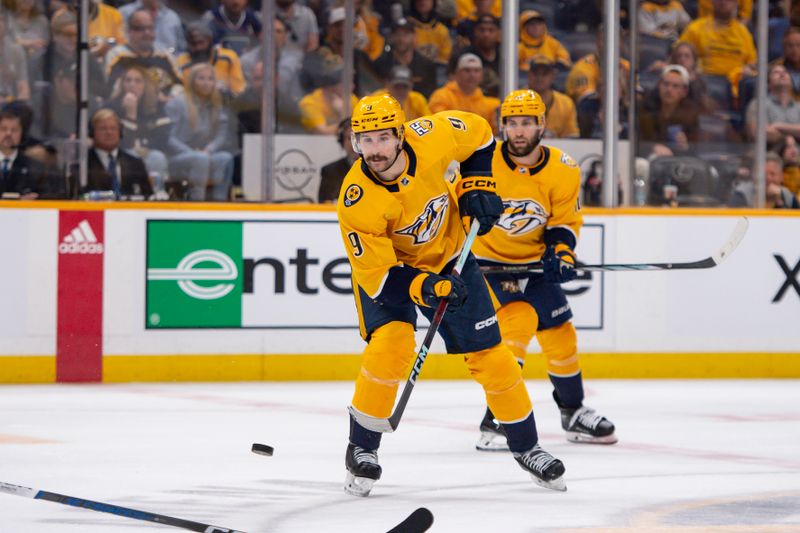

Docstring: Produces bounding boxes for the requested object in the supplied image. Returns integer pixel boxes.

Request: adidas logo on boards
[58,220,104,254]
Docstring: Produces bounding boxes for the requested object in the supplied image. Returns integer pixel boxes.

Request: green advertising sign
[146,220,243,328]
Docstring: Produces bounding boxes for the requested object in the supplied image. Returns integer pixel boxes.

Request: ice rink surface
[1,379,799,532]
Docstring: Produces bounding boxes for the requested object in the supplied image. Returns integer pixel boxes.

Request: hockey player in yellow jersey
[338,93,567,496]
[473,89,617,451]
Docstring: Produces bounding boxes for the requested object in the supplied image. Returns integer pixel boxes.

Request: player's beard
[366,145,402,174]
[507,132,542,158]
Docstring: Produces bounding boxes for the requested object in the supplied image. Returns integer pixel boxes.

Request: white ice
[1,379,799,532]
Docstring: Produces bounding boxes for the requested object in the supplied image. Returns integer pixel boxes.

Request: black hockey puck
[251,443,274,456]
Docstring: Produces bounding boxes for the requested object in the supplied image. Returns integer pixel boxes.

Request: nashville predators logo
[395,194,449,244]
[343,184,363,207]
[496,199,548,235]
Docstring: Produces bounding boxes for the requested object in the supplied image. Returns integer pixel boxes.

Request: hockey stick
[481,217,749,274]
[348,219,482,434]
[0,481,245,533]
[387,507,434,532]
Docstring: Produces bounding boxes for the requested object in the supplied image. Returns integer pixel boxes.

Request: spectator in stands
[353,0,385,61]
[408,0,452,64]
[454,0,498,48]
[7,0,50,71]
[166,63,234,201]
[376,65,431,121]
[746,64,800,144]
[106,10,182,97]
[639,64,701,157]
[33,63,77,140]
[450,14,500,97]
[0,12,30,103]
[0,109,43,198]
[518,10,571,72]
[638,0,690,42]
[566,26,630,103]
[240,14,304,132]
[276,0,319,53]
[649,41,713,111]
[677,0,756,79]
[85,108,152,198]
[373,17,438,99]
[576,63,630,139]
[202,0,262,56]
[298,58,358,135]
[119,0,185,54]
[730,152,799,208]
[300,7,380,95]
[107,64,171,182]
[429,53,500,134]
[697,0,751,24]
[87,0,126,59]
[771,28,800,101]
[527,55,578,138]
[177,22,246,98]
[774,134,800,196]
[317,117,358,203]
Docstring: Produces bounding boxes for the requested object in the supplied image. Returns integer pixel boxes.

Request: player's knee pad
[497,301,538,364]
[538,321,580,377]
[465,344,532,423]
[352,321,416,418]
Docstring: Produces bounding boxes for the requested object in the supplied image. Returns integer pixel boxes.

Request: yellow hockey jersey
[338,111,495,305]
[472,142,582,263]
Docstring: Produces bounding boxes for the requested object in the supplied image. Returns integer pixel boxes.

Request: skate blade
[475,431,510,452]
[530,473,567,492]
[344,472,376,497]
[565,431,618,445]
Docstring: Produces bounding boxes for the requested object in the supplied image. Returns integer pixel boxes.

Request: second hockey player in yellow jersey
[473,89,617,450]
[337,93,567,496]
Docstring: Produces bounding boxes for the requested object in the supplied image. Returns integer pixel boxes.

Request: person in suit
[0,109,44,199]
[85,108,152,198]
[317,117,358,203]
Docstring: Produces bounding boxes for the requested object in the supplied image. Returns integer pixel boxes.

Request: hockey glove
[409,272,468,309]
[543,243,577,284]
[458,190,504,235]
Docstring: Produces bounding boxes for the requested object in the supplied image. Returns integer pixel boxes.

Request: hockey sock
[500,412,538,453]
[349,413,382,450]
[550,373,585,409]
[497,301,538,365]
[465,345,533,422]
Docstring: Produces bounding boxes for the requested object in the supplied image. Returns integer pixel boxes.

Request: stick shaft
[0,482,244,533]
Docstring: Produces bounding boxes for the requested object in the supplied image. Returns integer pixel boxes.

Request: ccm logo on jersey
[475,315,498,330]
[409,119,434,136]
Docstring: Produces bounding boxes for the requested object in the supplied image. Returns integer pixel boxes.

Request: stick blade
[347,406,396,433]
[386,508,434,533]
[712,216,749,266]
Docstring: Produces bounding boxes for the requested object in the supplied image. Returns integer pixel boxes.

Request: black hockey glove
[409,272,468,309]
[458,190,504,235]
[543,244,577,284]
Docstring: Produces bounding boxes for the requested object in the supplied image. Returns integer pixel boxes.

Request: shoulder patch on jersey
[560,152,577,167]
[409,119,434,137]
[343,184,363,207]
[447,117,467,131]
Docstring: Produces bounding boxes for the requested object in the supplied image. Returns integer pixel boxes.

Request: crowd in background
[0,0,798,208]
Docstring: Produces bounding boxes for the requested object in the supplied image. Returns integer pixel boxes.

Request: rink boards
[0,201,798,382]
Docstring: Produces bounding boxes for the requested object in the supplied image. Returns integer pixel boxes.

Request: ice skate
[344,443,382,497]
[475,407,509,452]
[514,444,567,491]
[560,405,617,444]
